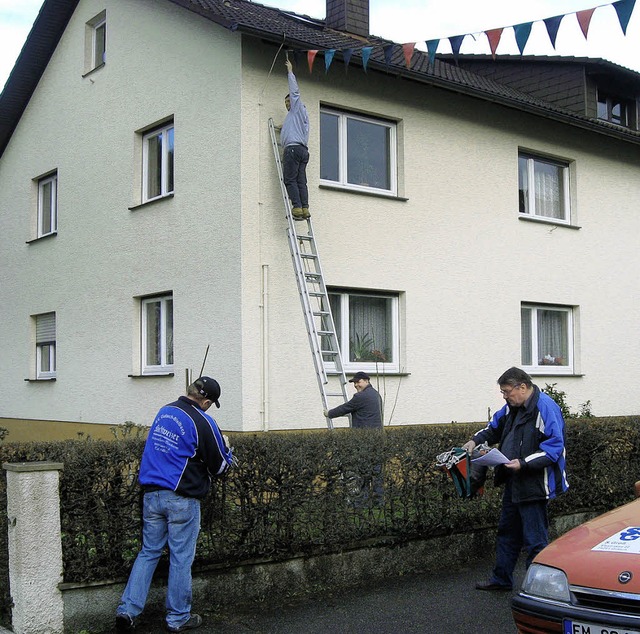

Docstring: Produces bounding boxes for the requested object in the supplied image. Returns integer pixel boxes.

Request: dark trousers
[283,144,309,208]
[491,481,549,587]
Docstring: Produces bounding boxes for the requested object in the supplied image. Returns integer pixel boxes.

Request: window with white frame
[327,289,399,373]
[521,304,574,374]
[320,108,397,194]
[142,123,174,203]
[35,312,56,379]
[85,11,106,72]
[92,17,106,68]
[37,172,57,237]
[518,152,570,223]
[142,294,174,374]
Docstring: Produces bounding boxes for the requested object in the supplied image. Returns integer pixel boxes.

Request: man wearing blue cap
[116,376,234,632]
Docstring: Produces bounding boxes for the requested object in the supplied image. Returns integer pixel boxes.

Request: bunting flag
[614,0,636,34]
[576,8,596,38]
[286,0,636,75]
[383,44,394,66]
[324,49,335,73]
[513,22,533,55]
[307,50,318,74]
[448,35,466,62]
[543,15,564,48]
[343,48,354,70]
[485,28,503,59]
[426,39,440,65]
[402,42,416,68]
[361,46,373,72]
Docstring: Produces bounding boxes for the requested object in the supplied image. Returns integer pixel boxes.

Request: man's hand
[323,409,329,418]
[223,434,230,449]
[462,440,476,454]
[285,59,293,73]
[504,459,522,471]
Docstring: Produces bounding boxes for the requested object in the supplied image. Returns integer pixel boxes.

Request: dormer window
[597,91,630,127]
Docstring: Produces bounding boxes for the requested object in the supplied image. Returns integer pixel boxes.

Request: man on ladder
[282,58,310,221]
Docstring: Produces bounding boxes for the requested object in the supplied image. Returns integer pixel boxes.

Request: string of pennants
[298,0,636,73]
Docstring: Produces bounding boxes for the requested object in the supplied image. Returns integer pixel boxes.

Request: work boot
[302,207,310,219]
[164,613,203,632]
[291,207,305,220]
[115,613,135,631]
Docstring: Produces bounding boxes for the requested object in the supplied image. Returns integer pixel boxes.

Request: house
[1,0,640,439]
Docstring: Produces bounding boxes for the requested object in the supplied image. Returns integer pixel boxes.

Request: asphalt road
[131,559,524,633]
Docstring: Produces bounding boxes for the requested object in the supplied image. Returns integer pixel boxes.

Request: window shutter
[36,313,56,343]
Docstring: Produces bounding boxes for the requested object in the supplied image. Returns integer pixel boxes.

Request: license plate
[563,619,640,634]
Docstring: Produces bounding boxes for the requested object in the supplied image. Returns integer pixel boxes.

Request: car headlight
[521,563,571,602]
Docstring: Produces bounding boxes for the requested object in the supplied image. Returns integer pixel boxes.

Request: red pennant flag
[307,50,318,73]
[576,8,596,39]
[402,43,416,68]
[485,28,503,59]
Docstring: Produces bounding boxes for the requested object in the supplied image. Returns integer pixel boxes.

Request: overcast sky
[1,0,639,91]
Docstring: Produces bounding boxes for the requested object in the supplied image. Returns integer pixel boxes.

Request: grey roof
[2,0,640,158]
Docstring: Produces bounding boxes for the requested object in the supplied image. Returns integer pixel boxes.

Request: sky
[1,0,640,91]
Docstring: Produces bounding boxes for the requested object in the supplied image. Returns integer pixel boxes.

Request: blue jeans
[283,144,309,208]
[491,481,548,588]
[117,490,201,629]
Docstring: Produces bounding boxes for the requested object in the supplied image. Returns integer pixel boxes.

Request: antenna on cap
[199,345,210,378]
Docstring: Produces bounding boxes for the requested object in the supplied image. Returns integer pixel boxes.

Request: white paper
[471,448,510,466]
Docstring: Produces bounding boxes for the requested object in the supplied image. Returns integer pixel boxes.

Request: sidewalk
[128,559,522,634]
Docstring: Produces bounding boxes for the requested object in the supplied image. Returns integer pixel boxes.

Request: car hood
[536,497,640,592]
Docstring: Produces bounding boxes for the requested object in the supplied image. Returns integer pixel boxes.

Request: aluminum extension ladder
[268,118,349,429]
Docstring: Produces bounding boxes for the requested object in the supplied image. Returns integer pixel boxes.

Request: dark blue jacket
[472,385,568,503]
[328,384,383,428]
[139,396,233,499]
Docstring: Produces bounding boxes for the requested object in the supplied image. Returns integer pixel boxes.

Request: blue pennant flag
[426,39,440,66]
[449,35,465,62]
[514,22,533,54]
[543,15,563,48]
[383,44,394,66]
[325,49,335,73]
[361,46,373,72]
[343,48,353,69]
[614,0,636,34]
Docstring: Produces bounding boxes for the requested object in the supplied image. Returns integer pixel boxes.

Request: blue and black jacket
[139,396,233,499]
[472,385,569,503]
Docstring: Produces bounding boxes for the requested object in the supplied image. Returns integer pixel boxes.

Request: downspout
[261,264,270,431]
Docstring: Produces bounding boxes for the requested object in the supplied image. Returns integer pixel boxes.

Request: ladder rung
[296,235,313,241]
[313,311,330,316]
[326,392,345,397]
[305,273,321,280]
[301,254,317,260]
[317,331,335,337]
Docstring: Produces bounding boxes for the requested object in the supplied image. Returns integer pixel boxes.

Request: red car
[513,487,640,634]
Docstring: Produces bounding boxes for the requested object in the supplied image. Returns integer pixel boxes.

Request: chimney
[326,0,369,37]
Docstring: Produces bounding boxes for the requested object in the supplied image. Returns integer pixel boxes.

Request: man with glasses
[462,367,568,592]
[116,376,234,632]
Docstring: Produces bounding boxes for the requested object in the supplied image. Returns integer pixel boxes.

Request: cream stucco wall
[240,39,640,429]
[0,0,245,431]
[1,0,640,436]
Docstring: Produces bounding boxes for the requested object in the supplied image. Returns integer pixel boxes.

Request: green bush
[0,417,638,626]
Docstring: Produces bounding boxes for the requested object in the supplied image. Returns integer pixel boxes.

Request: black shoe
[116,613,135,631]
[475,581,512,592]
[165,614,203,632]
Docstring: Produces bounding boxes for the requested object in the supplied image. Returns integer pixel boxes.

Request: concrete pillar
[3,461,64,634]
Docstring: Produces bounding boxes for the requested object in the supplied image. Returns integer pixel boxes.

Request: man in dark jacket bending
[324,371,383,428]
[462,367,568,592]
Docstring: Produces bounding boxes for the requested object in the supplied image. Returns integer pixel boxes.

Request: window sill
[26,232,57,244]
[24,377,56,382]
[518,215,581,230]
[129,193,174,211]
[319,183,408,201]
[128,373,175,378]
[82,63,105,79]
